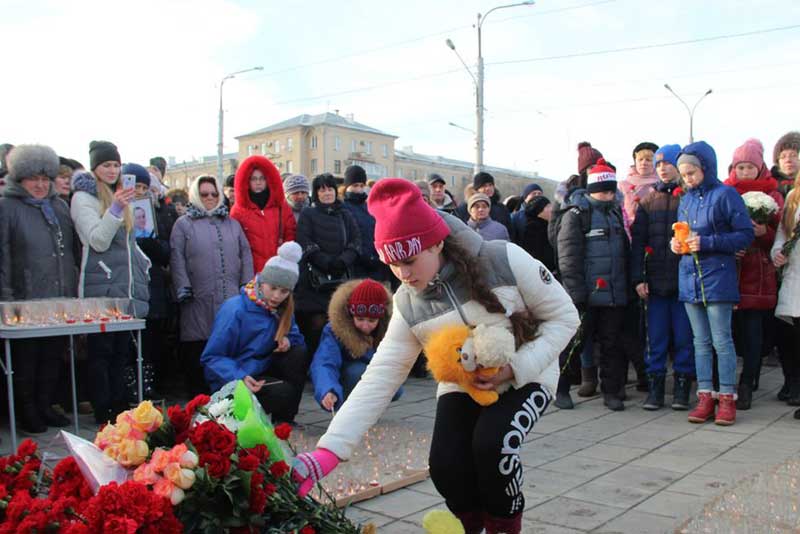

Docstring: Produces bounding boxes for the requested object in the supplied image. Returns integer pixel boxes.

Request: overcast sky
[3,0,800,181]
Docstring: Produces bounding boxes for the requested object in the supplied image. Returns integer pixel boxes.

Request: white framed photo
[131,198,158,239]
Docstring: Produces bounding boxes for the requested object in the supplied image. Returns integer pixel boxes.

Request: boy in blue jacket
[201,242,309,425]
[310,278,402,412]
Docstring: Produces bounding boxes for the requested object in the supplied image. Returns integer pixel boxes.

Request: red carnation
[629,185,636,192]
[249,472,267,514]
[633,195,641,203]
[596,278,608,290]
[16,439,37,459]
[244,445,270,462]
[269,460,290,478]
[644,246,654,256]
[237,455,260,472]
[672,187,683,197]
[274,422,293,441]
[168,405,190,433]
[300,526,317,534]
[186,394,211,415]
[263,483,277,498]
[200,452,231,479]
[211,430,237,457]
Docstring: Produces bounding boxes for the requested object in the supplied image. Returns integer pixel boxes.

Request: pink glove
[291,448,340,497]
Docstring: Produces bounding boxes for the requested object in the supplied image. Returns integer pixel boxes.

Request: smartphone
[121,174,136,190]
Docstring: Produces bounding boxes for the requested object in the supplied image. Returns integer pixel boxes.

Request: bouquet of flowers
[0,380,366,533]
[742,191,779,225]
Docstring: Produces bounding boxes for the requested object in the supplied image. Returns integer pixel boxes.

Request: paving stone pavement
[1,366,797,533]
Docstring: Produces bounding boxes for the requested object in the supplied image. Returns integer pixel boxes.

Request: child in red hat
[292,178,580,534]
[309,278,402,412]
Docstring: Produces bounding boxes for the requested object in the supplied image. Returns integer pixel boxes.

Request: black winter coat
[630,181,681,297]
[454,192,512,235]
[136,198,178,319]
[557,193,629,307]
[341,192,389,281]
[511,206,555,271]
[0,191,78,300]
[295,201,362,313]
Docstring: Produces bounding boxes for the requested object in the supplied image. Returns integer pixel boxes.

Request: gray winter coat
[170,202,254,342]
[70,172,151,317]
[557,193,629,307]
[0,182,78,300]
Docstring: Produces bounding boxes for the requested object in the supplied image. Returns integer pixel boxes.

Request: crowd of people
[1,132,799,533]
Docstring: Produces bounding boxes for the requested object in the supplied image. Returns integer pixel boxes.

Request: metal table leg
[69,335,79,435]
[136,330,143,404]
[3,339,16,451]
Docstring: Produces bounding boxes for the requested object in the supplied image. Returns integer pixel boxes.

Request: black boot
[38,360,70,427]
[604,393,625,411]
[20,403,47,434]
[671,373,692,410]
[795,408,800,420]
[778,381,791,402]
[636,372,649,393]
[555,375,574,409]
[787,378,800,407]
[736,382,753,410]
[642,374,665,411]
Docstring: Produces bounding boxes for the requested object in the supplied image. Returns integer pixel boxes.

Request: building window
[382,144,388,158]
[335,136,341,151]
[287,138,293,151]
[274,140,281,153]
[261,142,267,154]
[334,160,342,174]
[351,139,357,153]
[286,160,293,173]
[366,141,372,155]
[412,169,418,179]
[451,175,456,186]
[310,159,318,174]
[247,145,254,156]
[311,136,318,150]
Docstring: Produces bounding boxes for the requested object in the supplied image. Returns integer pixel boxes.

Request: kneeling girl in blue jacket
[201,242,309,425]
[310,278,402,412]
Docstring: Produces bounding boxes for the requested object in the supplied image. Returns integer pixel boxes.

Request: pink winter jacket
[619,166,659,237]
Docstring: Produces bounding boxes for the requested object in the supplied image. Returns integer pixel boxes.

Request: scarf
[243,277,278,313]
[22,196,61,229]
[186,202,229,220]
[249,189,270,210]
[344,191,367,204]
[724,171,778,195]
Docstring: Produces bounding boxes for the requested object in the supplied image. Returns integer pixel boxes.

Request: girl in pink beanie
[292,178,580,534]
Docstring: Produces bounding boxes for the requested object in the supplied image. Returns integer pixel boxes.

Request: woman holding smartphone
[70,140,152,424]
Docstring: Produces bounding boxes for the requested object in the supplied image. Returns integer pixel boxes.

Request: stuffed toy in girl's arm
[424,323,516,406]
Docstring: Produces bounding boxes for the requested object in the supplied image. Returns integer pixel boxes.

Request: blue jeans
[684,302,738,394]
[341,360,403,402]
[646,295,695,376]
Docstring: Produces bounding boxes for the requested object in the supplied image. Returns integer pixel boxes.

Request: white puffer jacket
[772,195,800,323]
[317,214,580,460]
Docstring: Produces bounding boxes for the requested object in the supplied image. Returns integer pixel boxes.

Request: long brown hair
[442,237,540,348]
[274,293,295,342]
[782,175,800,237]
[95,176,133,232]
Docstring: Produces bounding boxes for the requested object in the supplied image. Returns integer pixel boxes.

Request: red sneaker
[715,393,736,426]
[688,391,716,423]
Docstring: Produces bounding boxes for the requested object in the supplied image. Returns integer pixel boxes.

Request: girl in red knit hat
[309,278,402,413]
[292,178,580,534]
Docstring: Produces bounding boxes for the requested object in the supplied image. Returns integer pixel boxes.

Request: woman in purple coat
[170,175,254,393]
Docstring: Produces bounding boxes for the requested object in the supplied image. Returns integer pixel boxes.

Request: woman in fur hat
[309,278,402,412]
[292,178,579,534]
[0,144,78,433]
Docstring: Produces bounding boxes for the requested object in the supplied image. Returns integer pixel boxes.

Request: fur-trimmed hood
[233,155,286,212]
[327,279,392,358]
[71,170,99,196]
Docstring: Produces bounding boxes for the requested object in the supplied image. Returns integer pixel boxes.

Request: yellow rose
[131,401,164,433]
[117,439,149,467]
[165,463,196,490]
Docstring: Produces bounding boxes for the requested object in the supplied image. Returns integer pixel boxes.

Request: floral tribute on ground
[0,380,365,533]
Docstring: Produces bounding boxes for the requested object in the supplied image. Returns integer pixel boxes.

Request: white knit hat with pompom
[259,241,303,290]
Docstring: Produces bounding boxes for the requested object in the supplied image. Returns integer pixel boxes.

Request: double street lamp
[447,1,535,174]
[218,66,263,181]
[663,84,713,144]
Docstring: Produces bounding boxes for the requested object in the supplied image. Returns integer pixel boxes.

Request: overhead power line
[272,23,800,105]
[490,24,800,66]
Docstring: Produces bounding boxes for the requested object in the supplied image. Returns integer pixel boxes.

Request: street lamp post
[447,1,534,174]
[218,66,263,181]
[663,84,713,144]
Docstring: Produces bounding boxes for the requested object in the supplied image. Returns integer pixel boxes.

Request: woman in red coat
[230,156,296,272]
[724,139,784,410]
